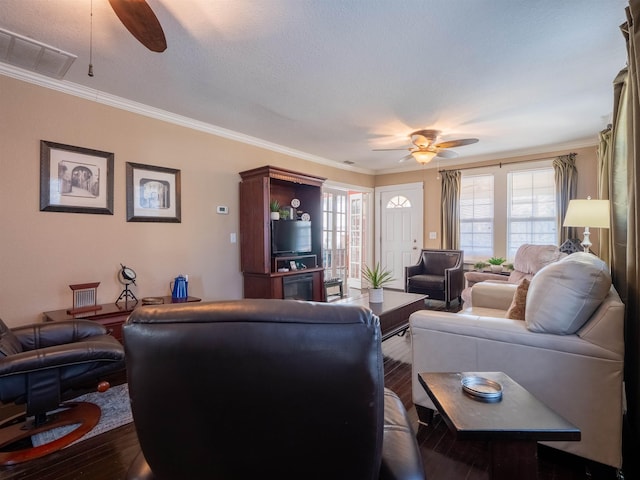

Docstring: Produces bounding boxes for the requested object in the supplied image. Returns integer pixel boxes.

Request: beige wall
[0,74,598,327]
[0,76,371,327]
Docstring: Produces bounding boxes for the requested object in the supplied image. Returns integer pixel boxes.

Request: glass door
[322,187,370,293]
[322,189,347,283]
[348,193,364,289]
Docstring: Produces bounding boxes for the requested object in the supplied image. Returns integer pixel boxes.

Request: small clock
[291,198,300,208]
[119,264,137,285]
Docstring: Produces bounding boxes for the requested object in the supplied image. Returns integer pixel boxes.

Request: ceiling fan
[373,129,479,165]
[108,0,167,52]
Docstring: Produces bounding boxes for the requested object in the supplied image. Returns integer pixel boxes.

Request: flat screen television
[271,220,312,255]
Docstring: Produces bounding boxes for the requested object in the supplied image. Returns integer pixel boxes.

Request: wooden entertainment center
[239,166,326,301]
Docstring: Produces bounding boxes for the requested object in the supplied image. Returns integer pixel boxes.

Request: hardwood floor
[0,315,629,479]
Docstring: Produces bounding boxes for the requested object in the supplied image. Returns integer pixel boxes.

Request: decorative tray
[141,297,165,305]
[461,375,503,402]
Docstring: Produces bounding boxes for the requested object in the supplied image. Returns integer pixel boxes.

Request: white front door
[375,183,424,290]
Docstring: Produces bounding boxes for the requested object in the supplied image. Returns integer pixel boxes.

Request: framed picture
[40,140,114,214]
[126,162,181,222]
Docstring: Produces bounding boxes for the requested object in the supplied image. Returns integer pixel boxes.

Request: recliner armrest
[0,335,123,377]
[380,388,425,480]
[470,282,518,311]
[464,271,510,287]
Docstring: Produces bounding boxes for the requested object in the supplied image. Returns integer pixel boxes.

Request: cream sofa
[410,252,625,469]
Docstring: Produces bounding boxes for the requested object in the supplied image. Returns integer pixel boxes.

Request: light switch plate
[429,231,437,239]
[216,205,229,214]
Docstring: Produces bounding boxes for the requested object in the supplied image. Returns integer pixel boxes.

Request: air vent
[0,28,76,79]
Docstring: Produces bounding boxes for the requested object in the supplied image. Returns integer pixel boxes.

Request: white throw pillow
[525,252,611,334]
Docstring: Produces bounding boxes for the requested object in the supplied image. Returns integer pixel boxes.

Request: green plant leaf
[361,262,395,288]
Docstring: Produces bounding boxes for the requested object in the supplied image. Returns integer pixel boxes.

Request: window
[460,174,494,261]
[460,161,556,262]
[507,168,557,259]
[386,195,411,208]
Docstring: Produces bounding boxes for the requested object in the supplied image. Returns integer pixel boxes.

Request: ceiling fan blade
[436,149,458,159]
[434,138,479,149]
[398,154,413,163]
[108,0,167,52]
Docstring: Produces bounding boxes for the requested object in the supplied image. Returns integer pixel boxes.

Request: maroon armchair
[405,249,464,309]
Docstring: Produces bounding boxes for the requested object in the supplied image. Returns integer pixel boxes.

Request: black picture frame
[126,162,181,223]
[39,140,114,215]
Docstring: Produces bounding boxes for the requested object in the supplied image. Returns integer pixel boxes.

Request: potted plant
[474,261,489,271]
[270,199,280,220]
[361,262,394,303]
[487,257,506,273]
[278,208,290,220]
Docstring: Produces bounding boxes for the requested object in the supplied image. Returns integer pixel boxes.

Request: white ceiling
[0,0,629,173]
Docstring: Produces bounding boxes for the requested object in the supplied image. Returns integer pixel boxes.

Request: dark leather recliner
[0,318,125,465]
[124,299,425,480]
[405,249,464,308]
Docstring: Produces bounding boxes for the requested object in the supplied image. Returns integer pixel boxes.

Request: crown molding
[375,138,598,175]
[0,63,375,175]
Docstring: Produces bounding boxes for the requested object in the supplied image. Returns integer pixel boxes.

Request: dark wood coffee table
[335,290,427,340]
[418,371,580,480]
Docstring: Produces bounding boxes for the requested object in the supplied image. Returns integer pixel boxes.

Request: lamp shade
[411,150,437,165]
[563,199,610,228]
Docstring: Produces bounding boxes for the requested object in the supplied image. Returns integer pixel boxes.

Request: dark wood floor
[0,306,631,479]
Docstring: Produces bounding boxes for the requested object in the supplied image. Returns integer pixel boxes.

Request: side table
[43,296,201,342]
[418,371,580,480]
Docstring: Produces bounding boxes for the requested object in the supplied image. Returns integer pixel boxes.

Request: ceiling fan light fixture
[411,150,437,165]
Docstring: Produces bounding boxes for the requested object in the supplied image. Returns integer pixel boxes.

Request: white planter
[369,288,384,303]
[490,265,503,273]
[270,211,280,220]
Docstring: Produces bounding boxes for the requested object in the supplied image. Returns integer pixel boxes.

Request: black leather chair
[124,299,425,480]
[405,249,464,308]
[0,317,125,465]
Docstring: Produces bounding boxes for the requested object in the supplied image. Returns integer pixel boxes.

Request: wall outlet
[216,205,229,214]
[429,231,437,240]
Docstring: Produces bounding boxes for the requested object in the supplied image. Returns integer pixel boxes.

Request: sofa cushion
[525,252,611,334]
[505,278,530,320]
[407,274,444,290]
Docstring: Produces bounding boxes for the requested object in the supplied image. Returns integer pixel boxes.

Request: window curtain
[440,170,460,250]
[553,152,578,244]
[613,1,640,443]
[597,126,612,265]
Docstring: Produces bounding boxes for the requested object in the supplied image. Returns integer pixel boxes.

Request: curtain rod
[438,152,576,173]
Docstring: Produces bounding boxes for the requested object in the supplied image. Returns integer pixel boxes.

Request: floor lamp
[562,197,610,253]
